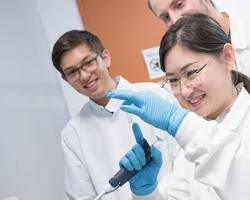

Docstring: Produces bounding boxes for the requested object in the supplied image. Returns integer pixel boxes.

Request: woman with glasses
[106,13,250,200]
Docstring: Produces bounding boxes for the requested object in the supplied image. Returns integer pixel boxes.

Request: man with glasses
[51,30,177,200]
[147,0,250,76]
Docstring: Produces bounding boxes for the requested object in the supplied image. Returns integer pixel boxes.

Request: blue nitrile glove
[106,90,188,136]
[119,123,162,195]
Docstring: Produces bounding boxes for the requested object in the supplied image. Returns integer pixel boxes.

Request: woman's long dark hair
[159,13,250,93]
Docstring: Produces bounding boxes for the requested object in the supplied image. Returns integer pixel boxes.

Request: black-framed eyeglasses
[63,53,100,82]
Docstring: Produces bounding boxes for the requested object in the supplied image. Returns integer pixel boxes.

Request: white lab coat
[61,76,178,200]
[224,1,250,76]
[133,87,250,200]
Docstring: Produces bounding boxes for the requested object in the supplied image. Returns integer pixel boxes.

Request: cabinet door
[77,0,165,82]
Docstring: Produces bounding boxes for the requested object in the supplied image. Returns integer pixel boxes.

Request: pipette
[94,136,162,200]
[93,184,119,200]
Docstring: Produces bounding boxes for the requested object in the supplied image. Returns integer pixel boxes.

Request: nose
[78,68,91,82]
[179,80,195,99]
[171,14,182,25]
[166,12,182,27]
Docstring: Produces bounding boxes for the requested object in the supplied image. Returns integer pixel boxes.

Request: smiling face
[164,44,236,119]
[60,44,116,106]
[149,0,211,28]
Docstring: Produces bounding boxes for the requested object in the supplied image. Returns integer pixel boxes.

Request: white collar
[105,76,132,113]
[89,76,131,114]
[218,87,250,130]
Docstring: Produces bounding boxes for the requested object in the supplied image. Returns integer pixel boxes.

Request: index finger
[105,89,135,101]
[132,123,144,146]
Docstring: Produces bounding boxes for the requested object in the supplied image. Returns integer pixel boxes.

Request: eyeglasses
[63,54,100,82]
[161,63,207,92]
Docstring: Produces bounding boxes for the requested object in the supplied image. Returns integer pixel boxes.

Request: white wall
[0,0,86,199]
[213,0,231,11]
[214,0,247,12]
[35,0,88,117]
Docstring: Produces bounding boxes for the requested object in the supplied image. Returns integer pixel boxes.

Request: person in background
[106,14,250,200]
[147,0,250,76]
[51,30,177,200]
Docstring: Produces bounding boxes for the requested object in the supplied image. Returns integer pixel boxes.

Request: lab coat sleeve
[158,150,192,200]
[132,150,192,200]
[175,112,243,199]
[132,187,166,200]
[61,123,96,200]
[132,177,191,200]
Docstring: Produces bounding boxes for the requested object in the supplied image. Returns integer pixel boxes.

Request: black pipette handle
[108,139,152,188]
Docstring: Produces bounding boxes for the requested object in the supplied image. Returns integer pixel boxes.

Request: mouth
[83,78,98,91]
[188,94,206,107]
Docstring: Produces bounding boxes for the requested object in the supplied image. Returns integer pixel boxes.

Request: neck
[221,12,230,35]
[92,77,117,106]
[206,3,230,35]
[215,11,230,35]
[208,83,238,120]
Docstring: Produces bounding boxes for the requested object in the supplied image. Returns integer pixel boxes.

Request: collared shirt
[61,76,178,200]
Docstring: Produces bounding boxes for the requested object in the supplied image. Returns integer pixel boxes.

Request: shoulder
[131,82,177,104]
[130,81,166,94]
[67,102,90,126]
[61,103,90,141]
[119,77,176,103]
[130,81,161,90]
[119,77,163,92]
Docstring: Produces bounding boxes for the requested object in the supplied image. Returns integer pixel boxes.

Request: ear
[221,43,236,71]
[101,49,111,68]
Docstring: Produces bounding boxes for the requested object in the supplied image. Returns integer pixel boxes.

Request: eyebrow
[63,54,93,72]
[165,61,198,76]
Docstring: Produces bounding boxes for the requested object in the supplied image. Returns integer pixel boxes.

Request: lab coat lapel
[105,76,131,114]
[222,88,250,131]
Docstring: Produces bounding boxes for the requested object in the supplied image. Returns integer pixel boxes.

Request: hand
[119,123,162,195]
[106,90,188,136]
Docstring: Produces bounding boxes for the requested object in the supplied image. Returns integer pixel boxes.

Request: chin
[91,91,107,99]
[89,93,103,100]
[193,109,208,118]
[84,87,102,97]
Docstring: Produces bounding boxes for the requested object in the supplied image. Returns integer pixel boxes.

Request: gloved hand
[106,90,188,136]
[119,123,162,196]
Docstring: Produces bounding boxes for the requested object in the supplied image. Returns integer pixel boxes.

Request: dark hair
[51,30,104,74]
[147,0,216,16]
[231,70,250,94]
[159,13,250,93]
